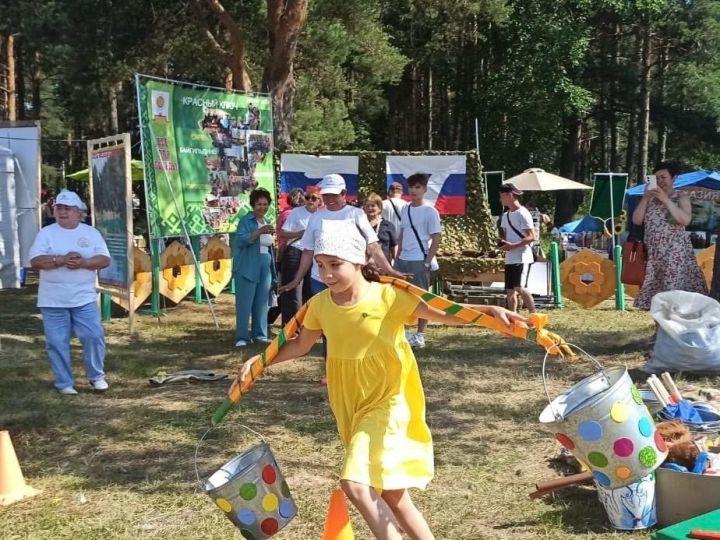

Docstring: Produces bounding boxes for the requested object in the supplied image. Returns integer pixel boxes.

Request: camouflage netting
[275,151,503,279]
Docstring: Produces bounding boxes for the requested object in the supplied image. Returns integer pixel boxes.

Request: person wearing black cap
[498,183,537,313]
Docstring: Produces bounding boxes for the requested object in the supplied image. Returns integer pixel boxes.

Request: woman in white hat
[238,220,524,539]
[29,190,111,395]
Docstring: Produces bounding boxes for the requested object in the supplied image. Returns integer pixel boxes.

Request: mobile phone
[646,175,657,190]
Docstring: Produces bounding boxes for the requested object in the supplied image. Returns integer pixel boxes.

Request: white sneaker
[410,334,426,349]
[91,379,109,391]
[254,337,272,344]
[57,387,78,395]
[235,340,248,347]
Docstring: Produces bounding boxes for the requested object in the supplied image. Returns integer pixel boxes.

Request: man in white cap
[281,173,404,296]
[29,190,111,395]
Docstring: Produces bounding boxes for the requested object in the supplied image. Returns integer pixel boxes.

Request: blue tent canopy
[558,214,604,233]
[625,169,720,197]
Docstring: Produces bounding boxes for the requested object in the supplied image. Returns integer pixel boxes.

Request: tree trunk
[16,37,25,120]
[31,50,41,119]
[554,115,582,226]
[262,0,308,151]
[625,29,642,182]
[655,44,669,163]
[7,34,16,121]
[637,22,652,180]
[109,81,120,134]
[610,22,621,170]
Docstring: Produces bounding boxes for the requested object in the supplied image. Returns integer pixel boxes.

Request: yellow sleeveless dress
[302,281,434,491]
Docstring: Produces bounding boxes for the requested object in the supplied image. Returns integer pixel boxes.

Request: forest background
[1,0,720,224]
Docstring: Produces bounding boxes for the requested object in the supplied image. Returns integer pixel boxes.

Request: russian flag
[279,154,359,210]
[385,155,466,215]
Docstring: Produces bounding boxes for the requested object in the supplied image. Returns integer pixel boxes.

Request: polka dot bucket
[539,349,668,490]
[200,441,297,538]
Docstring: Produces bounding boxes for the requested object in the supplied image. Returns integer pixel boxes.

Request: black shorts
[505,263,531,290]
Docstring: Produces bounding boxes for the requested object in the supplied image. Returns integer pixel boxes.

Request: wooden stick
[647,377,669,405]
[651,375,673,405]
[661,372,682,402]
[535,471,594,492]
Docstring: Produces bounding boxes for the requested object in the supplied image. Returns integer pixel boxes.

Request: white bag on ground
[644,291,720,374]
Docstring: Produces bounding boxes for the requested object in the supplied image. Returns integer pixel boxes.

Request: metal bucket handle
[542,342,611,422]
[194,423,267,489]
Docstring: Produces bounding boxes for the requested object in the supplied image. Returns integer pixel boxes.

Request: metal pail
[196,430,296,539]
[539,347,668,490]
[596,473,657,530]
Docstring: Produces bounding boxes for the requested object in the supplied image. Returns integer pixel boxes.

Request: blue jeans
[235,253,273,342]
[40,302,106,390]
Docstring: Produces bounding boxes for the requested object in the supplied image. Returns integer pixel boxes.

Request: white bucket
[539,348,668,490]
[596,473,657,530]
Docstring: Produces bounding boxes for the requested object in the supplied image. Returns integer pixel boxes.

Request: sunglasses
[304,194,320,200]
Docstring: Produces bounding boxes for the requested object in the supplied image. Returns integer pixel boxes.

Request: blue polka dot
[279,499,295,519]
[593,471,611,487]
[638,417,653,438]
[578,420,603,441]
[237,509,256,526]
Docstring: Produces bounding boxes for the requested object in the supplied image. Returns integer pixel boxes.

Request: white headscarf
[313,219,367,265]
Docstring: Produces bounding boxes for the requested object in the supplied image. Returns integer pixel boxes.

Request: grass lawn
[1,283,717,539]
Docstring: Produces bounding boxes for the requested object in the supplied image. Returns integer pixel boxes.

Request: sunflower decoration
[160,241,195,303]
[200,236,233,296]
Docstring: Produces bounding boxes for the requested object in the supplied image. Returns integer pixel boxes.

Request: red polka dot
[554,433,575,450]
[654,431,667,453]
[613,438,634,457]
[261,517,279,535]
[262,464,277,485]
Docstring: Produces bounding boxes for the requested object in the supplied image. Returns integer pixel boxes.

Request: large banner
[681,186,720,249]
[385,155,466,215]
[88,134,133,302]
[279,154,359,209]
[136,75,274,238]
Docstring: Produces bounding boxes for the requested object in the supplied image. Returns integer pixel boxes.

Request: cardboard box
[652,509,720,540]
[655,468,720,527]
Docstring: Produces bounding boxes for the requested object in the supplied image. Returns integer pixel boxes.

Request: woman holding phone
[632,161,707,310]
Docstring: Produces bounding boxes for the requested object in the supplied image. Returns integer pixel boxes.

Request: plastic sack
[644,291,720,374]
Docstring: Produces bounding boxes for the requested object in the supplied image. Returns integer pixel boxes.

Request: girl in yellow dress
[238,220,524,539]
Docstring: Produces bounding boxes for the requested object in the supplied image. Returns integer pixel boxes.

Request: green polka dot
[631,384,643,405]
[239,482,257,501]
[281,480,291,498]
[240,529,255,540]
[639,446,657,468]
[588,451,609,468]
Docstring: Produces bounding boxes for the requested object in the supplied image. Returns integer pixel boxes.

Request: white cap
[55,190,86,210]
[314,220,367,265]
[318,174,346,195]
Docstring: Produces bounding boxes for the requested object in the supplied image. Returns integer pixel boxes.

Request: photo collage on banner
[89,134,133,300]
[279,154,359,210]
[137,76,274,238]
[385,155,467,215]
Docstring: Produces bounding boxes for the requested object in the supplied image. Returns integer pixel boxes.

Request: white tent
[0,146,21,288]
[0,122,41,270]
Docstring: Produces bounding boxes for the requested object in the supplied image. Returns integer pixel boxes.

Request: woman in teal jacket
[232,188,277,346]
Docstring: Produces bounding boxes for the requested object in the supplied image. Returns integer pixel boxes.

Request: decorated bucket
[596,472,657,530]
[196,429,297,539]
[539,347,668,490]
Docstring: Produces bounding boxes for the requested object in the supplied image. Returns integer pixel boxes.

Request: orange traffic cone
[322,489,355,540]
[0,430,39,505]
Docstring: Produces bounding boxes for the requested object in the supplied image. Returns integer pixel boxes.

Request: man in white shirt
[281,174,404,296]
[394,173,442,349]
[381,181,408,236]
[498,183,537,313]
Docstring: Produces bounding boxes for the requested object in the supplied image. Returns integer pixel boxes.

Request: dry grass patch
[1,286,716,539]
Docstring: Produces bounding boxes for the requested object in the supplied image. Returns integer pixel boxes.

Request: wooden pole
[7,34,16,121]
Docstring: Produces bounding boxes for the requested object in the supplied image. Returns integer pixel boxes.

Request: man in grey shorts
[394,173,442,348]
